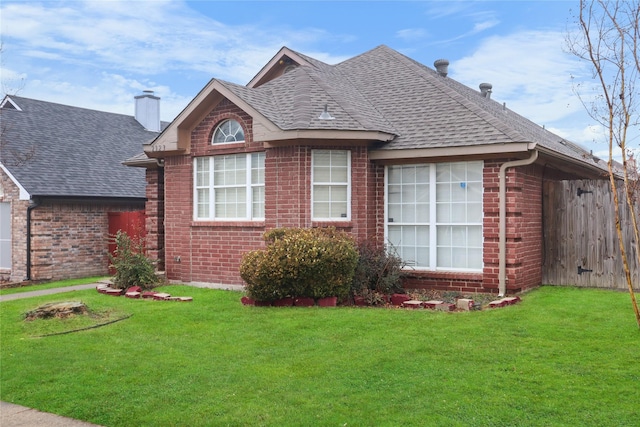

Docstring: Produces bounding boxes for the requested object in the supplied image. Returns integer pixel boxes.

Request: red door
[108,211,146,270]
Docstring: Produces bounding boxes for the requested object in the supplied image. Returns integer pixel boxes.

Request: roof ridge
[5,95,136,119]
[329,46,399,134]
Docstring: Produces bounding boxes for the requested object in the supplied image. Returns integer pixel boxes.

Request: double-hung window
[386,161,483,271]
[194,152,265,220]
[312,150,350,220]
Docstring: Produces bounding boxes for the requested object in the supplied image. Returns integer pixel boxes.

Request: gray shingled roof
[0,96,159,198]
[220,45,602,171]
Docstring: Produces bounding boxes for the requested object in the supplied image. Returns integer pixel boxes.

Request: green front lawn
[1,286,638,426]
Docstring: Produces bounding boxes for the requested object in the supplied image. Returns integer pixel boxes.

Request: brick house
[139,45,607,296]
[0,93,164,283]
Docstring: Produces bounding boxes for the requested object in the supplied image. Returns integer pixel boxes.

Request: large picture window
[194,152,265,220]
[386,161,483,271]
[312,150,350,220]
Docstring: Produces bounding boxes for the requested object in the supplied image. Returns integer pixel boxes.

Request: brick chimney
[135,90,160,132]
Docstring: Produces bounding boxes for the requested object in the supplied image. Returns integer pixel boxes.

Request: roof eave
[260,129,395,146]
[369,142,534,162]
[535,145,611,179]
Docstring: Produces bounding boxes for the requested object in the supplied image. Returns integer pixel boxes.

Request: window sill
[191,220,265,228]
[311,221,353,228]
[402,269,483,281]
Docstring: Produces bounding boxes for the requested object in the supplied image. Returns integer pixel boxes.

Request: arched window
[212,119,245,144]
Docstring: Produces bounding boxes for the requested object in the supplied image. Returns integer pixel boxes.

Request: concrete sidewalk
[0,283,101,302]
[1,399,105,426]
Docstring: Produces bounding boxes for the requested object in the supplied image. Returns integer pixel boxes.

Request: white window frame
[194,152,264,221]
[311,149,351,221]
[211,119,245,145]
[384,161,483,272]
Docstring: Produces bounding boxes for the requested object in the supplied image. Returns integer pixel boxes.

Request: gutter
[498,150,538,296]
[26,198,41,281]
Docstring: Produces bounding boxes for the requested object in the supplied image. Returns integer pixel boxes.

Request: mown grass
[1,285,638,426]
[0,276,106,296]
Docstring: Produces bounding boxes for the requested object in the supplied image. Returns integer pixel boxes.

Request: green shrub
[240,227,359,301]
[352,240,406,296]
[109,230,159,290]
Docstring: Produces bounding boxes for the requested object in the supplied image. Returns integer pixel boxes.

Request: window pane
[252,187,264,219]
[388,167,402,184]
[388,184,401,203]
[467,182,482,202]
[314,186,330,202]
[416,183,429,203]
[314,167,331,182]
[467,162,483,181]
[467,202,482,223]
[468,248,483,269]
[388,226,402,246]
[436,183,450,202]
[436,163,450,182]
[437,203,451,222]
[314,150,331,167]
[415,165,429,183]
[416,204,429,222]
[451,163,466,182]
[401,204,415,222]
[451,203,466,222]
[451,183,466,202]
[468,226,483,247]
[437,248,451,268]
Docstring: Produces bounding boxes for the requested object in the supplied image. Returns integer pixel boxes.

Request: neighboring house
[137,45,608,296]
[0,93,164,283]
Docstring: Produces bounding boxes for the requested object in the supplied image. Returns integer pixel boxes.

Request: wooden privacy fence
[542,179,639,290]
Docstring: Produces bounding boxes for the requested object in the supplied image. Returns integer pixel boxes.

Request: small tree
[109,230,158,290]
[567,0,640,327]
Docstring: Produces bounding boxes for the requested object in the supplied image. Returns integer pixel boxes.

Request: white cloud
[1,0,346,84]
[396,28,429,42]
[451,30,591,125]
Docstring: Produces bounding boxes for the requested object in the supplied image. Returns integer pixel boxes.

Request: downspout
[498,150,538,296]
[26,198,41,281]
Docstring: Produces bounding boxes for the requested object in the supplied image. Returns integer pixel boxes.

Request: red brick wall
[481,160,543,294]
[29,200,143,281]
[161,98,545,294]
[145,168,165,270]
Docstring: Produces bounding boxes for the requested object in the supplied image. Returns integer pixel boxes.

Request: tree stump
[25,301,88,321]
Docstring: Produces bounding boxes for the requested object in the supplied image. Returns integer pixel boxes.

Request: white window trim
[311,149,351,221]
[384,161,483,272]
[193,153,264,221]
[211,119,245,145]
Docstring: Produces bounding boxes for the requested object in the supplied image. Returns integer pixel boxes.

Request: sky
[0,0,631,159]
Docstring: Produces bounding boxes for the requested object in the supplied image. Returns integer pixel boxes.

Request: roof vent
[318,104,335,120]
[479,83,493,99]
[434,59,449,77]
